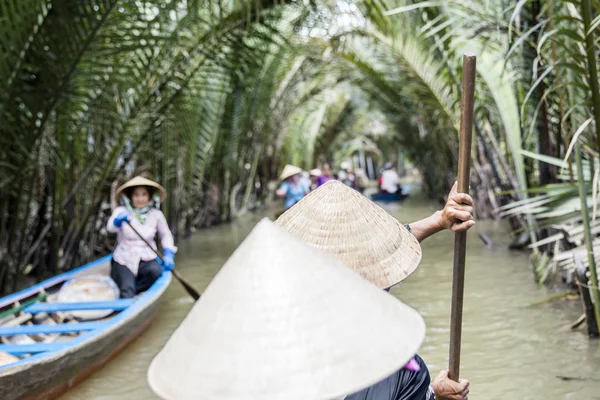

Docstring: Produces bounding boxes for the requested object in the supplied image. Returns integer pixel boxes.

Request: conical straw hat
[115,176,166,201]
[147,218,425,400]
[275,180,422,289]
[279,164,303,181]
[310,168,322,177]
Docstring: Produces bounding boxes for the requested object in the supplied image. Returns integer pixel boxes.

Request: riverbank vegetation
[3,0,600,314]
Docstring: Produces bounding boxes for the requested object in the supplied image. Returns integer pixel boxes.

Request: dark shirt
[345,354,432,400]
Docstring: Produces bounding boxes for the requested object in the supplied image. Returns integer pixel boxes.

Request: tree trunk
[531,0,556,185]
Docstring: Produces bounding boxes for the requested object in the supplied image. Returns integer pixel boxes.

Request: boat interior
[0,255,145,369]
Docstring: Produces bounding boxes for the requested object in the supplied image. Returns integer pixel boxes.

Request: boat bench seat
[0,342,66,355]
[0,321,108,336]
[23,299,133,314]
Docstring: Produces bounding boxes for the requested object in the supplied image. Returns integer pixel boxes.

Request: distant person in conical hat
[275,180,472,400]
[147,218,431,400]
[107,176,176,298]
[276,164,310,210]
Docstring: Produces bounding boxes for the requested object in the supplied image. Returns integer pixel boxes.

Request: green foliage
[6,0,600,292]
[0,0,314,292]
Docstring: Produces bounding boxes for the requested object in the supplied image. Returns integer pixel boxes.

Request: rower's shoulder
[112,205,128,215]
[149,207,167,218]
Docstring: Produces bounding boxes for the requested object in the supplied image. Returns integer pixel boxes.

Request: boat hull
[369,192,408,202]
[0,256,171,400]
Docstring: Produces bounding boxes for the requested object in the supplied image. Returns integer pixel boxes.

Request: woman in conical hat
[276,164,310,210]
[275,180,472,400]
[309,168,322,191]
[147,218,433,400]
[275,180,475,287]
[107,176,176,298]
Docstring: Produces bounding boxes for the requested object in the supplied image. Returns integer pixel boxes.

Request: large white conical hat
[147,218,425,400]
[276,180,422,289]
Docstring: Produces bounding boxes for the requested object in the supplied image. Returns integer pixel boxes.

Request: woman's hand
[431,370,470,400]
[162,249,175,271]
[275,188,287,198]
[113,212,130,228]
[439,182,475,232]
[408,182,475,243]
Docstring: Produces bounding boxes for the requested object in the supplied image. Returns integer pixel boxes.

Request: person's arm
[156,210,177,253]
[275,182,288,198]
[406,211,445,243]
[407,182,475,243]
[156,210,177,271]
[107,206,129,233]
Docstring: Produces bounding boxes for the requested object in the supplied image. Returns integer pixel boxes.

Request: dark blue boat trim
[0,256,171,371]
[369,193,408,202]
[24,299,133,314]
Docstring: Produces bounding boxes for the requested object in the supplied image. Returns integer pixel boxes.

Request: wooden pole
[448,53,476,382]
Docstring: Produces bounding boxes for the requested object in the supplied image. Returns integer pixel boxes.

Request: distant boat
[370,185,410,202]
[0,255,171,400]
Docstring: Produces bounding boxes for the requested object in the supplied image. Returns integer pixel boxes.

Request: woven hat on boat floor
[147,218,425,400]
[115,176,166,202]
[275,180,422,289]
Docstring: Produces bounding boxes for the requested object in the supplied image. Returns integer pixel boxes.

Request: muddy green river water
[61,194,600,400]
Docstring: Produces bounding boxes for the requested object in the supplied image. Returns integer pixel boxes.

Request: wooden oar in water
[448,53,476,382]
[125,221,200,301]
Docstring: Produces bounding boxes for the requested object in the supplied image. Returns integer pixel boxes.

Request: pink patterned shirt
[107,206,177,276]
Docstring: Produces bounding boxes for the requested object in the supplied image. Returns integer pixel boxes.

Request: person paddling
[107,176,177,298]
[380,162,402,194]
[147,219,428,400]
[275,180,472,400]
[276,164,310,210]
[310,168,322,191]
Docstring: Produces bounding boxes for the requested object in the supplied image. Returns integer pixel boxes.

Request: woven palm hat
[310,168,322,177]
[275,180,422,289]
[147,218,425,400]
[115,176,166,202]
[279,164,303,181]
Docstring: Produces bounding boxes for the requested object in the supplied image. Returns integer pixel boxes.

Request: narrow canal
[62,190,600,399]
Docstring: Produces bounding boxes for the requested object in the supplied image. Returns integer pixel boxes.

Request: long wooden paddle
[448,53,476,382]
[124,221,200,301]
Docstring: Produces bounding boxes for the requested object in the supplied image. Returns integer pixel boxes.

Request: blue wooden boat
[0,255,171,400]
[370,184,411,202]
[369,192,408,202]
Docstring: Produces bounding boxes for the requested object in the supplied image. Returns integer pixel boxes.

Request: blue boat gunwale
[0,342,64,355]
[0,255,113,310]
[0,320,109,336]
[23,299,134,314]
[0,254,172,372]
